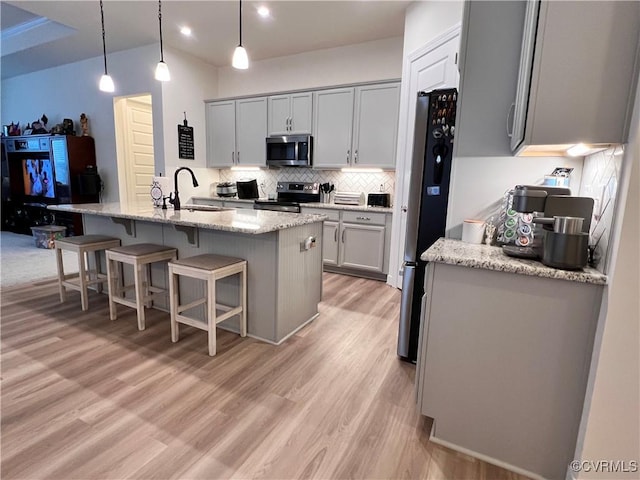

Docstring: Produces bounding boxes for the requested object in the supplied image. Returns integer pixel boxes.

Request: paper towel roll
[462,219,485,244]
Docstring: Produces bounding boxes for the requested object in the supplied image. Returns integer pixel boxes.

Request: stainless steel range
[253,182,320,213]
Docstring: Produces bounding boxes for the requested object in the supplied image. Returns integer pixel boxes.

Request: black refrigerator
[397,88,457,363]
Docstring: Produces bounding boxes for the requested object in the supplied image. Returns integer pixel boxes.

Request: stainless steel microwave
[266,135,313,167]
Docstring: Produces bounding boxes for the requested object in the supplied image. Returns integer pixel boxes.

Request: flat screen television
[22,158,55,199]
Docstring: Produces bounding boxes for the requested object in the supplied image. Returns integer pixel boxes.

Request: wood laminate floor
[1,273,530,480]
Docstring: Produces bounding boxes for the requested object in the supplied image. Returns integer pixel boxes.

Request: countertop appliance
[266,135,312,168]
[367,193,391,208]
[507,185,594,270]
[236,179,259,199]
[216,182,237,197]
[253,182,320,213]
[398,88,457,363]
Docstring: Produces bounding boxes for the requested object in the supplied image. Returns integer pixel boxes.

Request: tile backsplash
[578,146,623,273]
[219,168,395,200]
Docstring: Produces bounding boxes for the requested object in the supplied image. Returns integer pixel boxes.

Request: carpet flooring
[0,232,77,288]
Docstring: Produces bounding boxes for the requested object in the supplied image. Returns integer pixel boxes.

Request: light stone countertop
[190,196,394,214]
[49,202,327,235]
[421,238,607,285]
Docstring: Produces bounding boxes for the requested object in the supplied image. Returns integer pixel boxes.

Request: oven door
[266,135,312,167]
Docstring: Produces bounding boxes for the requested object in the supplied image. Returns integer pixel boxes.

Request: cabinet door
[206,101,236,168]
[313,88,354,169]
[339,223,385,272]
[290,92,313,134]
[267,95,291,135]
[322,220,340,266]
[236,97,268,166]
[352,84,400,169]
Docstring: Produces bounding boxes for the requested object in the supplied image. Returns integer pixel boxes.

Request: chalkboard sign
[177,124,194,160]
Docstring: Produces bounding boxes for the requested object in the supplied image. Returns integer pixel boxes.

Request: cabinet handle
[342,229,346,243]
[356,216,370,221]
[354,149,358,163]
[346,150,350,163]
[507,102,515,138]
[288,117,292,131]
[232,152,235,163]
[334,228,337,242]
[237,151,240,163]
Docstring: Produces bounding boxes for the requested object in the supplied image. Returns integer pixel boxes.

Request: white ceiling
[1,1,411,80]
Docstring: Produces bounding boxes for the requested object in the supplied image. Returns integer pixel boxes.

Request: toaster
[367,193,391,208]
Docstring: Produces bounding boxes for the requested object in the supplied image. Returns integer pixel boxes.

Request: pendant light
[98,0,115,92]
[155,0,170,81]
[232,0,249,69]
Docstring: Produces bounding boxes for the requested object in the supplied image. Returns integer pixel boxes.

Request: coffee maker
[504,185,594,270]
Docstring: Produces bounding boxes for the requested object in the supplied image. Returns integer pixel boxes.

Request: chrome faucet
[169,167,199,211]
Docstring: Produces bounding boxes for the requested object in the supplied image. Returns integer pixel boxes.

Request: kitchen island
[49,202,327,344]
[416,238,606,480]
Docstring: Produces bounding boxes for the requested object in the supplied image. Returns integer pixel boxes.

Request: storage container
[31,225,66,249]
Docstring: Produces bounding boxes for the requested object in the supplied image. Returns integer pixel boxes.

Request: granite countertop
[421,238,608,285]
[49,202,327,235]
[190,196,394,213]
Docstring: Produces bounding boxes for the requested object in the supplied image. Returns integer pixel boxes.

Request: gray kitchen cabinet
[339,223,385,272]
[322,220,340,266]
[313,83,400,169]
[268,93,313,135]
[454,1,526,157]
[511,0,639,154]
[416,261,603,479]
[206,97,267,168]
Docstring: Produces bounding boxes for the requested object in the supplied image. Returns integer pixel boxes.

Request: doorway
[114,94,155,204]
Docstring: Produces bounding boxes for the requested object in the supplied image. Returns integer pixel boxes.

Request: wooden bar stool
[168,254,247,356]
[55,235,121,311]
[106,243,177,331]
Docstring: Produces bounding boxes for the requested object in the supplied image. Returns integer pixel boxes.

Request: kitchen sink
[183,204,234,212]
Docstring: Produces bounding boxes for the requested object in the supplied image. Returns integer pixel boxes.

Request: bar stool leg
[78,249,89,311]
[240,263,247,337]
[107,255,118,321]
[134,262,146,331]
[169,267,179,343]
[94,250,103,294]
[144,264,153,308]
[56,246,66,304]
[207,273,217,356]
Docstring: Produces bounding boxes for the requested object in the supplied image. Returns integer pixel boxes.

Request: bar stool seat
[168,253,247,356]
[55,235,121,311]
[106,243,177,331]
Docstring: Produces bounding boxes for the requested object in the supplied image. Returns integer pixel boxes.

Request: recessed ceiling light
[180,26,192,36]
[257,6,270,18]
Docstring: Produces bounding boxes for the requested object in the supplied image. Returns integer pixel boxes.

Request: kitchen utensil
[216,182,237,197]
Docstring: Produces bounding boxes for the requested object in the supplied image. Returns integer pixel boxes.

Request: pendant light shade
[232,0,249,69]
[98,0,115,92]
[155,0,170,81]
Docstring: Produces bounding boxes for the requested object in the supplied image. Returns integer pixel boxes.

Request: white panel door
[391,27,460,288]
[312,88,355,169]
[322,221,339,266]
[206,101,236,168]
[353,83,401,169]
[340,223,385,272]
[124,98,155,204]
[236,97,267,167]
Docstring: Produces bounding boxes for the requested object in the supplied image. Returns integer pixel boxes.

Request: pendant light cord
[238,0,243,47]
[100,0,108,75]
[158,0,164,62]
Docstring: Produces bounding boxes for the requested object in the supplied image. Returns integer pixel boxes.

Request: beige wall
[402,0,464,56]
[216,36,404,98]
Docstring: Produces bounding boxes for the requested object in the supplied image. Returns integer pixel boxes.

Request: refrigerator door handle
[398,263,416,358]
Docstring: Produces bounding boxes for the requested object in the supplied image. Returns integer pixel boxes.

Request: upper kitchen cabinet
[510,0,640,155]
[268,93,313,135]
[313,83,400,169]
[454,1,527,157]
[206,97,267,168]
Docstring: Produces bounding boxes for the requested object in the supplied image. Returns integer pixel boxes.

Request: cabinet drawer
[342,211,386,225]
[300,207,340,221]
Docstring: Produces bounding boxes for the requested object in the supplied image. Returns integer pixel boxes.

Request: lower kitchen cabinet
[301,207,392,280]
